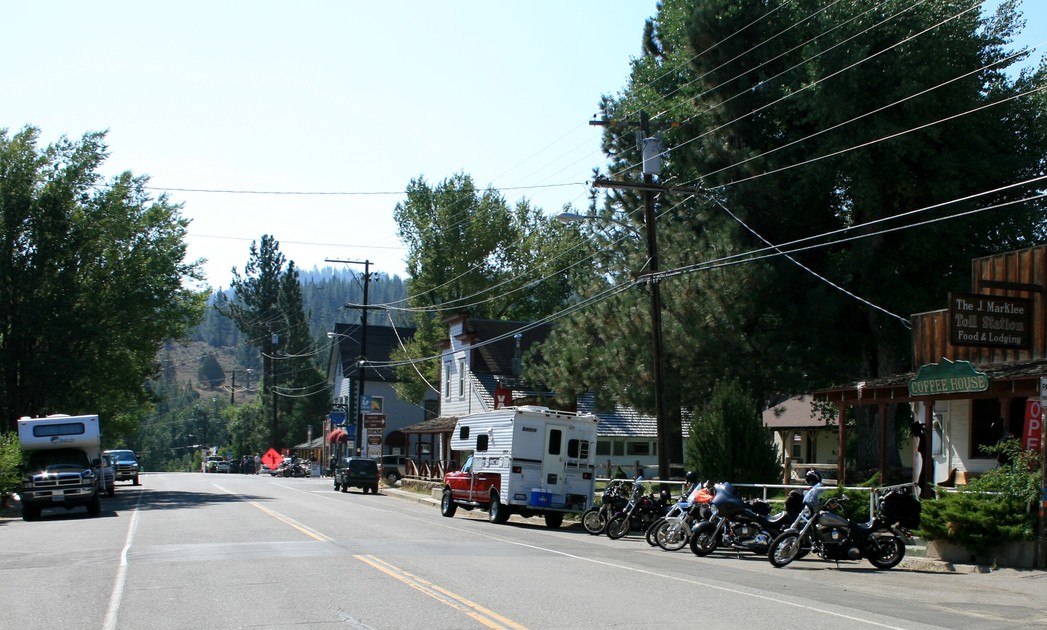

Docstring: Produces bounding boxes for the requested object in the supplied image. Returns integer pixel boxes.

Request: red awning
[327,428,349,444]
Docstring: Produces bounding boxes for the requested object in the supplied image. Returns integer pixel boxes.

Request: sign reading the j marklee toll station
[949,293,1031,349]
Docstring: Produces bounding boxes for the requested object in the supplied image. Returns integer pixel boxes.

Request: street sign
[261,448,282,471]
[363,414,386,430]
[367,435,382,445]
[328,409,347,426]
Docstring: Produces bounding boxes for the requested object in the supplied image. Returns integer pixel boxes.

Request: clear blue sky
[2,1,1043,288]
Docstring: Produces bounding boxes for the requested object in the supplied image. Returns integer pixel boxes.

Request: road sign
[363,414,386,430]
[261,448,282,471]
[329,409,347,426]
[367,435,382,445]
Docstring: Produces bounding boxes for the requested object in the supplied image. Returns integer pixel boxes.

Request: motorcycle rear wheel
[866,533,905,570]
[582,507,607,535]
[606,514,630,539]
[768,532,801,567]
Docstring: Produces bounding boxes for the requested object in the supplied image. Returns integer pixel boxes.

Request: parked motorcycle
[606,480,671,540]
[767,486,918,570]
[582,479,630,535]
[647,483,715,550]
[689,482,803,556]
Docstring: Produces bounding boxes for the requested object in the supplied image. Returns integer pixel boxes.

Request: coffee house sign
[908,358,989,396]
[949,293,1031,349]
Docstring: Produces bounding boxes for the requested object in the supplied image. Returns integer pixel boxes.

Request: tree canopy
[0,126,206,434]
[529,0,1047,470]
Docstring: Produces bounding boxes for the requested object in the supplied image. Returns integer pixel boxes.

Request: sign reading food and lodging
[908,358,989,396]
[949,293,1031,349]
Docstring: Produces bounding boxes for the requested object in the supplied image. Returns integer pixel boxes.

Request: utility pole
[590,111,679,484]
[327,258,378,457]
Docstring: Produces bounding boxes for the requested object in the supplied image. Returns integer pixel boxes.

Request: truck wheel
[544,512,564,529]
[340,482,348,493]
[440,489,458,517]
[489,491,510,524]
[334,481,340,491]
[86,494,101,517]
[106,484,115,497]
[22,505,41,521]
[132,475,140,486]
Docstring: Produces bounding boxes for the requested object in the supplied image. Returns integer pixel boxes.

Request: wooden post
[879,402,888,485]
[837,403,847,485]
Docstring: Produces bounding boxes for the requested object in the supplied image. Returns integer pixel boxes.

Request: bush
[917,439,1040,554]
[0,432,22,499]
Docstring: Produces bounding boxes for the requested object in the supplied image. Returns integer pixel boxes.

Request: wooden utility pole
[326,258,377,456]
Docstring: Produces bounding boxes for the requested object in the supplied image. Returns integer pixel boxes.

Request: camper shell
[17,414,104,520]
[441,406,598,528]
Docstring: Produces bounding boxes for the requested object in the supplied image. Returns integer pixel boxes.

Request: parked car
[215,459,230,473]
[381,455,407,483]
[204,455,224,473]
[103,449,141,485]
[334,457,380,494]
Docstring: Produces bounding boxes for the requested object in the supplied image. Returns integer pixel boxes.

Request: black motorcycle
[582,479,630,535]
[690,482,803,556]
[767,486,919,570]
[606,480,671,540]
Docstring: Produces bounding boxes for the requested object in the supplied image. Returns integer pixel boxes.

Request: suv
[103,449,140,485]
[381,455,407,483]
[334,457,379,494]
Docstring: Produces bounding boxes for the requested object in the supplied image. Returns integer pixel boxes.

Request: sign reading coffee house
[949,292,1031,349]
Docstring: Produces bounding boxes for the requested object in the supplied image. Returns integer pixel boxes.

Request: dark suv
[334,457,379,494]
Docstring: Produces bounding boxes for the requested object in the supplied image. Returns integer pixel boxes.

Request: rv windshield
[27,448,91,470]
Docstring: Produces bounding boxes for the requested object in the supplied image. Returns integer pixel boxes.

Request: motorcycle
[767,486,918,570]
[690,482,803,556]
[606,479,671,540]
[647,484,715,550]
[582,479,630,535]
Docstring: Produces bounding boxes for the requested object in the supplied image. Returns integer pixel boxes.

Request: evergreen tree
[197,353,225,389]
[685,379,781,483]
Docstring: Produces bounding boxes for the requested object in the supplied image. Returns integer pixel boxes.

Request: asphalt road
[1,473,1044,629]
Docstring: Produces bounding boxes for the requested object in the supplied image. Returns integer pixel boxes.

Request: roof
[460,319,552,376]
[576,393,658,438]
[762,395,828,429]
[398,416,459,434]
[330,322,415,382]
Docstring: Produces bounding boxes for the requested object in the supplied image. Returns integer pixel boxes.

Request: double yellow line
[231,487,526,629]
[356,555,527,630]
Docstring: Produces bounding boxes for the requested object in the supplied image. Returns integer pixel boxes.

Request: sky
[3,1,1044,289]
[3,1,659,288]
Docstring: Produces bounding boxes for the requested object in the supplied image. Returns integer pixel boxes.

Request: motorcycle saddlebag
[881,490,921,528]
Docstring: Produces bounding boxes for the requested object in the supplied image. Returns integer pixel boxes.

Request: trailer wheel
[440,489,457,517]
[544,512,564,529]
[488,491,510,524]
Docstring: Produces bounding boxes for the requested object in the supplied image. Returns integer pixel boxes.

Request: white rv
[17,414,104,521]
[440,406,598,528]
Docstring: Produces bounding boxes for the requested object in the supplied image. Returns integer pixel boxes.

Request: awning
[327,428,349,443]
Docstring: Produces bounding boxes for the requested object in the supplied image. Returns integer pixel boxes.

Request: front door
[542,425,566,495]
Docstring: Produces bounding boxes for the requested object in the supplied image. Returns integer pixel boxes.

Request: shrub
[917,439,1040,554]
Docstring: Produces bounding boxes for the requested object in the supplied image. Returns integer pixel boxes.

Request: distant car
[215,460,230,473]
[381,455,407,483]
[103,449,141,485]
[204,455,224,473]
[334,457,379,494]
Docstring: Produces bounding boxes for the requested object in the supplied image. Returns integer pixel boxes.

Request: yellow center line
[214,483,333,542]
[355,555,528,630]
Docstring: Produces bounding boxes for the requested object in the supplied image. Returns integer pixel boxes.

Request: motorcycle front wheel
[606,514,631,539]
[689,525,719,556]
[645,517,666,546]
[866,533,905,570]
[582,507,607,535]
[768,532,802,567]
[656,519,691,552]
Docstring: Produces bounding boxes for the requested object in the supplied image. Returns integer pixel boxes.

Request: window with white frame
[443,362,451,399]
[457,358,466,398]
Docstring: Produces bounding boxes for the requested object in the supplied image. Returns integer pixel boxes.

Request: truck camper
[440,406,598,528]
[17,414,104,521]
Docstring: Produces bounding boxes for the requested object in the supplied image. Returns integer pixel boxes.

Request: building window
[423,399,439,421]
[627,441,650,456]
[596,440,610,456]
[972,397,1026,458]
[457,358,466,398]
[613,440,625,457]
[443,363,451,399]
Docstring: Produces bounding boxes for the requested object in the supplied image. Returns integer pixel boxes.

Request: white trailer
[17,414,104,520]
[441,406,598,528]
